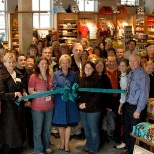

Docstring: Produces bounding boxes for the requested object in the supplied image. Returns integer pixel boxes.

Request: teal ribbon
[15,83,126,106]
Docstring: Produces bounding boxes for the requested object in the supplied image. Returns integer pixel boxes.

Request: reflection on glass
[85,1,95,11]
[0,15,5,28]
[32,0,39,11]
[0,30,6,42]
[0,1,4,11]
[78,1,84,11]
[40,0,50,11]
[33,13,39,28]
[40,14,50,28]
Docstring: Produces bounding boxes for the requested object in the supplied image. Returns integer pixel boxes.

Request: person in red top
[79,24,89,38]
[28,57,54,154]
[106,53,121,143]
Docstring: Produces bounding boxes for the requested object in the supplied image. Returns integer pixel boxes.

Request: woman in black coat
[0,53,27,154]
[78,61,105,154]
[95,58,113,145]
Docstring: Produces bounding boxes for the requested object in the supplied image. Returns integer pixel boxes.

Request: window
[32,0,52,28]
[78,0,98,12]
[0,0,7,42]
[121,0,139,6]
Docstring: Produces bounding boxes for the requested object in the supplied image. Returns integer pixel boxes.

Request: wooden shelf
[9,13,19,49]
[58,28,77,30]
[135,30,145,32]
[59,19,76,21]
[12,44,19,46]
[57,13,79,43]
[60,34,77,37]
[130,133,154,152]
[60,38,77,40]
[136,25,144,27]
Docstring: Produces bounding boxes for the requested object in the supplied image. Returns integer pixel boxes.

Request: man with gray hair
[122,53,150,154]
[42,47,58,75]
[70,43,85,139]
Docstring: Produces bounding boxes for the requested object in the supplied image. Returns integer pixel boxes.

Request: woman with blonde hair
[52,54,79,153]
[80,38,93,55]
[0,53,27,154]
[139,51,148,67]
[147,45,154,62]
[143,61,154,98]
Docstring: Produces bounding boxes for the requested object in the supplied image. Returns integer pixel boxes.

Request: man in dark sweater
[15,54,33,148]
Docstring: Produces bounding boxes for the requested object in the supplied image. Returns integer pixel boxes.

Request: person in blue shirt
[122,53,150,154]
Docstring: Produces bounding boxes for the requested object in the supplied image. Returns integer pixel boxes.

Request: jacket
[0,67,26,148]
[78,74,105,112]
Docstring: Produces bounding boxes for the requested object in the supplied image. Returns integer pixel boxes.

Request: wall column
[18,0,33,54]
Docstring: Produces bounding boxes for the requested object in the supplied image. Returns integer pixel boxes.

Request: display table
[146,112,154,121]
[130,133,154,152]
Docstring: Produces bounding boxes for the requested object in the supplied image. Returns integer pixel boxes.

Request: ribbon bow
[61,83,79,102]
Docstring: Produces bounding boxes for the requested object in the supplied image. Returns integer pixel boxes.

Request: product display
[57,13,78,43]
[132,122,154,143]
[147,98,154,114]
[9,13,19,51]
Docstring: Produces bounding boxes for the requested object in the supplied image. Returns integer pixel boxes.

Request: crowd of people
[0,37,154,154]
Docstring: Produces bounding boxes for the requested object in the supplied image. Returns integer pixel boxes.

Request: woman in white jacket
[114,59,129,149]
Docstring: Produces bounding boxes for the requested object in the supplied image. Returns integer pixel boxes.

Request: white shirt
[124,50,138,59]
[119,72,128,103]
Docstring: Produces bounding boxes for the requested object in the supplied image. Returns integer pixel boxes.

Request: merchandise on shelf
[136,6,145,15]
[134,33,148,43]
[132,121,154,144]
[132,122,151,139]
[147,98,154,114]
[145,124,154,143]
[71,5,79,13]
[99,6,113,14]
[79,19,98,39]
[57,13,78,43]
[53,6,66,13]
[111,6,120,14]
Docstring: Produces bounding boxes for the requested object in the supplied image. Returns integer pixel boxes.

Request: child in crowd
[114,59,129,149]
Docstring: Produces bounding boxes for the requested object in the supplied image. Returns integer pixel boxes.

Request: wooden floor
[22,136,125,154]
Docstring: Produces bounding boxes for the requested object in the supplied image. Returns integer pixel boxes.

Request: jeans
[32,108,53,154]
[80,111,101,153]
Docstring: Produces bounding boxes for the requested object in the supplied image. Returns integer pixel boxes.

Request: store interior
[0,0,154,54]
[1,1,154,154]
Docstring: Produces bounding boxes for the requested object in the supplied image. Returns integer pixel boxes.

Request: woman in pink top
[28,57,53,154]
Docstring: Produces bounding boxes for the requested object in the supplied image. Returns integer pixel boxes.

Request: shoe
[114,143,126,149]
[46,148,53,153]
[82,148,89,152]
[59,147,64,151]
[65,149,70,153]
[51,132,60,138]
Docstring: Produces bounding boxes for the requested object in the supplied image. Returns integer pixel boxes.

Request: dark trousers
[124,104,146,154]
[25,107,33,148]
[112,97,122,142]
[2,144,20,154]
